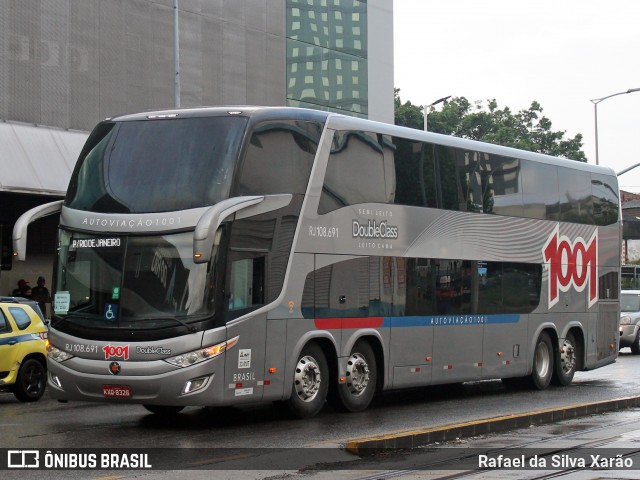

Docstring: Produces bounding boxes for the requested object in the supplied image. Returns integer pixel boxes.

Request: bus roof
[326,113,617,178]
[106,105,616,179]
[106,106,331,124]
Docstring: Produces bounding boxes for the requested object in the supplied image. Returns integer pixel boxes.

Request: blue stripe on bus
[0,333,40,346]
[381,314,520,328]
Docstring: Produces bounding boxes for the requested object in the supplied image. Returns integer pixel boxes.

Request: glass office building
[286,0,369,117]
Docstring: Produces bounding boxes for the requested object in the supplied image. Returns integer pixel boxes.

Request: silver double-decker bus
[14,106,621,418]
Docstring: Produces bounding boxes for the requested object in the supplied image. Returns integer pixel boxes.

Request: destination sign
[71,238,121,249]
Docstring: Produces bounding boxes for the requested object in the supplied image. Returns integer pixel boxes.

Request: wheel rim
[346,352,370,396]
[23,363,44,396]
[294,355,322,403]
[535,341,551,378]
[560,338,576,375]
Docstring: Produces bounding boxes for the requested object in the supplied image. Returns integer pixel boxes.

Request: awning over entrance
[0,121,88,196]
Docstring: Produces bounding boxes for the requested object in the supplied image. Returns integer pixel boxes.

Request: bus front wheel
[329,340,377,412]
[287,343,328,419]
[529,332,554,390]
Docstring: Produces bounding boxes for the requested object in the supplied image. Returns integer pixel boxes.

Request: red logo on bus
[543,227,598,308]
[103,344,130,361]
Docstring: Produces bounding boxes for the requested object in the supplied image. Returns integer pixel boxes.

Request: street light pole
[424,96,451,131]
[174,0,181,108]
[590,88,640,165]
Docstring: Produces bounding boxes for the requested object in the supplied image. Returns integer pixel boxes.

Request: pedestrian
[11,279,31,297]
[31,276,51,318]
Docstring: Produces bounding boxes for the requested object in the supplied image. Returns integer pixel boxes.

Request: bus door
[388,257,434,388]
[223,251,267,404]
[431,260,483,383]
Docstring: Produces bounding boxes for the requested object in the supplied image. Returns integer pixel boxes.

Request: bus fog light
[182,376,209,394]
[49,372,63,389]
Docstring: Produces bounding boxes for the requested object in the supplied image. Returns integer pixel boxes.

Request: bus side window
[319,130,389,213]
[238,120,321,196]
[521,161,560,221]
[227,256,265,319]
[591,173,619,227]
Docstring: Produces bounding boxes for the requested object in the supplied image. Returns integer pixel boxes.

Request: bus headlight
[165,336,239,368]
[48,345,74,363]
[620,316,632,326]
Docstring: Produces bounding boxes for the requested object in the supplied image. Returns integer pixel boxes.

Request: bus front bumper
[47,356,227,406]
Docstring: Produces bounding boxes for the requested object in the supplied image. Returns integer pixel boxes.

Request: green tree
[394,88,424,130]
[394,90,587,161]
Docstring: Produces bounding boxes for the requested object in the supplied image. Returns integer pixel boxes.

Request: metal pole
[617,161,640,177]
[593,102,599,165]
[174,0,180,108]
[424,96,451,132]
[590,88,640,165]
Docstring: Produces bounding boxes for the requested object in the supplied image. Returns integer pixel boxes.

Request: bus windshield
[65,116,248,213]
[52,230,219,330]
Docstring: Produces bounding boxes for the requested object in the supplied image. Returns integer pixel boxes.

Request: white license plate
[102,385,131,398]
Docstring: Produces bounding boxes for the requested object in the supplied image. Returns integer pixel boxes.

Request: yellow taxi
[0,298,48,401]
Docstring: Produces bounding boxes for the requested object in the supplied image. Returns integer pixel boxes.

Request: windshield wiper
[51,311,96,325]
[164,317,198,333]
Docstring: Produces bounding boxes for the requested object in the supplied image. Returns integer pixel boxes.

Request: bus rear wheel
[553,332,577,386]
[528,332,554,390]
[329,340,377,412]
[287,343,328,419]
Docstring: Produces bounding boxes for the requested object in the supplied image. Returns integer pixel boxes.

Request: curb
[345,395,640,456]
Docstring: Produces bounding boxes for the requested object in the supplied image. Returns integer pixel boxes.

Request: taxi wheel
[13,358,46,402]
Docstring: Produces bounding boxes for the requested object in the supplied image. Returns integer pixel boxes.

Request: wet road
[1,350,640,478]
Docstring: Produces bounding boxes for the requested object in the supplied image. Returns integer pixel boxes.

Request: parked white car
[620,290,640,353]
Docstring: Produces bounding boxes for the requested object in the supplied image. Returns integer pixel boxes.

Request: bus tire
[287,343,328,419]
[528,332,554,390]
[142,405,184,415]
[12,358,46,402]
[329,340,377,413]
[553,332,577,386]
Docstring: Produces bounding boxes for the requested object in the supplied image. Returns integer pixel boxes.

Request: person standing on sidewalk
[31,276,51,318]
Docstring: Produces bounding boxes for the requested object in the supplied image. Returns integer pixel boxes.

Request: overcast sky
[393,0,640,193]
